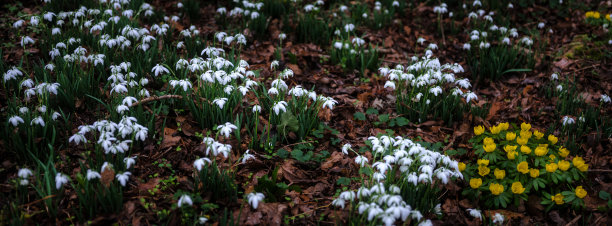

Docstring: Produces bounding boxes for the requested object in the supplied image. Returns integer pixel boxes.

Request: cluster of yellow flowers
[585,11,600,19]
[463,122,590,208]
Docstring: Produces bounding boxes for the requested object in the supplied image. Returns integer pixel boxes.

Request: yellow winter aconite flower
[504,145,517,152]
[559,147,569,157]
[552,193,565,205]
[534,146,548,156]
[548,135,558,144]
[506,132,516,141]
[533,130,544,139]
[573,157,589,172]
[517,161,529,174]
[474,125,485,135]
[511,182,525,194]
[546,163,558,173]
[489,183,504,195]
[520,145,531,154]
[499,122,509,131]
[558,160,570,171]
[477,159,490,166]
[507,151,518,160]
[521,122,531,131]
[484,143,496,152]
[483,137,495,145]
[585,11,600,19]
[478,165,491,176]
[529,169,540,178]
[520,130,532,139]
[517,136,528,145]
[490,125,501,134]
[575,186,587,199]
[470,178,482,189]
[607,14,611,20]
[458,162,466,171]
[494,168,506,179]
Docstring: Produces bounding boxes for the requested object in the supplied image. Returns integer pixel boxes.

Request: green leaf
[353,112,366,121]
[276,149,289,159]
[599,191,611,200]
[336,177,351,186]
[395,117,409,126]
[277,111,299,136]
[366,108,379,115]
[378,114,389,123]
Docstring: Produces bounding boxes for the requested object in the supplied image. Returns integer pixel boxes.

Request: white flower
[562,116,575,126]
[355,155,369,167]
[418,220,433,226]
[217,122,238,138]
[194,158,211,171]
[212,98,228,109]
[124,156,136,169]
[178,194,193,207]
[20,179,29,185]
[252,105,262,113]
[551,73,559,80]
[55,173,69,190]
[278,33,286,41]
[247,192,265,209]
[538,22,545,29]
[556,84,563,92]
[198,217,208,224]
[463,43,471,50]
[429,86,442,96]
[492,213,505,224]
[270,60,279,70]
[116,172,131,186]
[8,116,24,127]
[417,37,426,45]
[86,169,101,180]
[273,101,288,115]
[467,208,482,220]
[20,36,34,47]
[30,116,45,127]
[384,81,396,90]
[321,97,337,109]
[341,143,351,155]
[18,168,33,178]
[169,79,192,91]
[242,150,255,163]
[69,133,87,145]
[151,64,169,76]
[601,94,611,103]
[331,198,345,209]
[465,92,478,103]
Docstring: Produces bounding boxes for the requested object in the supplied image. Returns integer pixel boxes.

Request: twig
[129,95,183,107]
[565,215,581,226]
[19,194,57,207]
[588,169,612,172]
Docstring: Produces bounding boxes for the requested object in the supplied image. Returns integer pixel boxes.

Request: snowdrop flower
[151,64,169,76]
[18,168,33,178]
[8,116,24,127]
[417,37,426,45]
[278,33,286,41]
[242,150,255,163]
[418,220,433,226]
[429,86,442,96]
[342,143,351,155]
[252,105,262,113]
[411,210,423,221]
[124,156,136,169]
[556,84,563,92]
[217,122,238,138]
[600,94,610,103]
[86,169,101,180]
[169,79,192,91]
[31,116,45,127]
[467,208,482,220]
[465,92,478,103]
[13,19,25,28]
[247,192,265,209]
[344,24,355,32]
[502,37,511,45]
[116,172,131,186]
[178,194,193,207]
[193,158,211,171]
[428,43,438,50]
[521,37,533,46]
[355,155,369,167]
[538,22,545,29]
[20,36,34,47]
[492,213,504,224]
[272,101,288,115]
[562,116,575,126]
[212,98,228,109]
[55,173,69,189]
[551,73,559,80]
[331,198,345,209]
[384,81,396,90]
[198,217,208,224]
[463,43,471,50]
[321,97,338,109]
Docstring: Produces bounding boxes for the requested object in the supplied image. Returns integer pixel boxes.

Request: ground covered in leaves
[1,0,612,225]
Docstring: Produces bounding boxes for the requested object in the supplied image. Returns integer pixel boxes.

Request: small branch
[20,194,57,208]
[129,95,183,107]
[565,215,581,226]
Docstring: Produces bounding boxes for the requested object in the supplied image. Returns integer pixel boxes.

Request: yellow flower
[458,162,466,171]
[575,186,587,199]
[607,14,611,20]
[517,161,529,174]
[506,132,516,141]
[533,130,544,139]
[504,145,517,152]
[520,130,532,139]
[577,163,588,172]
[530,169,540,178]
[520,145,531,154]
[470,178,482,189]
[477,159,490,166]
[483,137,495,145]
[559,147,569,157]
[490,125,501,134]
[552,193,565,205]
[534,146,548,156]
[558,160,570,171]
[507,151,518,160]
[511,182,525,194]
[499,122,509,131]
[494,168,506,179]
[572,156,585,166]
[546,163,558,173]
[585,11,601,19]
[484,143,496,153]
[474,125,485,135]
[478,165,491,176]
[489,183,504,195]
[517,136,528,145]
[521,122,531,131]
[548,135,558,144]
